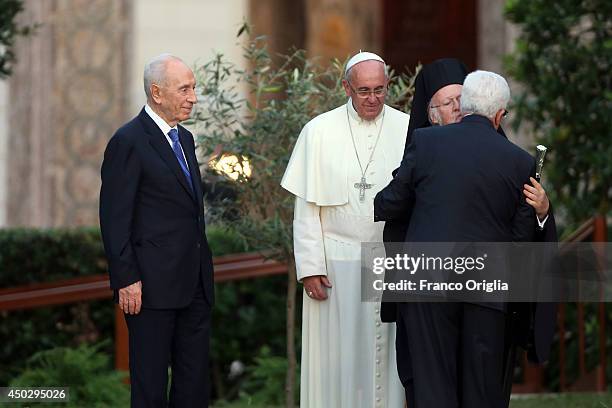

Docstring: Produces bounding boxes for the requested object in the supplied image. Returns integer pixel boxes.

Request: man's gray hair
[143,53,184,100]
[460,70,510,119]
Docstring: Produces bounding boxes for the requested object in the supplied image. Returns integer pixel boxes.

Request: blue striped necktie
[168,128,194,194]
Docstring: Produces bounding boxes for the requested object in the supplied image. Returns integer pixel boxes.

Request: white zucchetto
[345,51,385,75]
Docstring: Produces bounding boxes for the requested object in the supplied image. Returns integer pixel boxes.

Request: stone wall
[6,0,131,227]
[305,0,382,63]
[477,0,531,149]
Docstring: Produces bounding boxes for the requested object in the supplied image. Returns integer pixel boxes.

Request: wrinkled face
[428,84,463,125]
[151,60,197,126]
[342,60,388,121]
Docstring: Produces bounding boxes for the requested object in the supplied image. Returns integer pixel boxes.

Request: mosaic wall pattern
[7,0,131,226]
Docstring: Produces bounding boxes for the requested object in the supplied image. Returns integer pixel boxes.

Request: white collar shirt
[144,104,189,169]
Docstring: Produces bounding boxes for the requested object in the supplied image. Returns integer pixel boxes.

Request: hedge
[0,226,295,401]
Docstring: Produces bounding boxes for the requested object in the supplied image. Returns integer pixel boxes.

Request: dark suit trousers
[125,281,210,408]
[397,302,507,408]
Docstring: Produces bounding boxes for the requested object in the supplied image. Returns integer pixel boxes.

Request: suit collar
[460,114,509,139]
[461,114,495,127]
[144,104,176,138]
[137,108,198,203]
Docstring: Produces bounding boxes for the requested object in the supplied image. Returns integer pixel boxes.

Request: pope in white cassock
[281,52,409,408]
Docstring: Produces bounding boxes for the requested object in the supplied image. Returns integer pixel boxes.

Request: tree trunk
[285,259,297,408]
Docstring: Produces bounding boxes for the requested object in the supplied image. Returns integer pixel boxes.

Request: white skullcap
[345,51,385,75]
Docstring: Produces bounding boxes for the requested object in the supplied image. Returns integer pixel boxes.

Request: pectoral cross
[354,176,373,202]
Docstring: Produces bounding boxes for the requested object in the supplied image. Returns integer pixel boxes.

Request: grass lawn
[510,393,612,408]
[213,392,612,408]
[213,393,612,408]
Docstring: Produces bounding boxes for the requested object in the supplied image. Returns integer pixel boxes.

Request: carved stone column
[6,0,56,227]
[7,0,131,227]
[478,0,515,73]
[477,0,530,148]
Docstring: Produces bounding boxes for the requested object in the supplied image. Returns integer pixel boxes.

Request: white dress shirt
[144,104,189,169]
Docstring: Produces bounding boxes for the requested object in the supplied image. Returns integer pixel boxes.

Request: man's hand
[302,275,332,301]
[524,177,550,221]
[118,280,142,314]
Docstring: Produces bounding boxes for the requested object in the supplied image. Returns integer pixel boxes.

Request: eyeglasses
[502,109,509,118]
[430,95,461,110]
[347,81,387,99]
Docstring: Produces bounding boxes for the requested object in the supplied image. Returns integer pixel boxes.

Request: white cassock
[281,99,409,408]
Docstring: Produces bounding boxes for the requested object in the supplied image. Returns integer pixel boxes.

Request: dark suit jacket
[100,108,214,309]
[374,114,536,309]
[377,114,559,365]
[381,218,558,362]
[375,114,535,242]
[509,211,558,364]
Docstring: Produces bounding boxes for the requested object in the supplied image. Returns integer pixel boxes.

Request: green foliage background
[0,228,111,386]
[509,393,612,408]
[7,343,129,408]
[504,0,611,392]
[0,227,291,403]
[504,0,612,228]
[0,0,35,79]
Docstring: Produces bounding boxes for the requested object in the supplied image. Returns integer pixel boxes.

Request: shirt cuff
[537,214,549,229]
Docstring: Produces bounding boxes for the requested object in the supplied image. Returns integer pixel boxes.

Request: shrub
[504,0,612,228]
[8,342,130,407]
[0,226,295,402]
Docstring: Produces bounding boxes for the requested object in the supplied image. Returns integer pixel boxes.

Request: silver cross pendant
[354,176,373,202]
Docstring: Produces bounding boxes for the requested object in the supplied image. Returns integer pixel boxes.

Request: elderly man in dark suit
[374,70,537,407]
[381,59,558,406]
[100,54,214,408]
